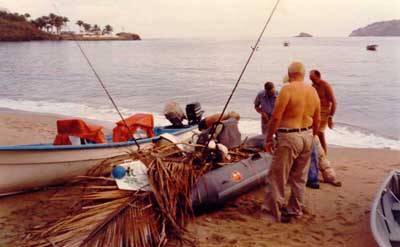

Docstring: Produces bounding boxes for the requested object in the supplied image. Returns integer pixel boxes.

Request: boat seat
[394,203,400,211]
[393,202,400,224]
[390,232,400,243]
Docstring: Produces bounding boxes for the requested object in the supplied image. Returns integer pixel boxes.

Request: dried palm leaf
[22,143,255,247]
[24,145,199,247]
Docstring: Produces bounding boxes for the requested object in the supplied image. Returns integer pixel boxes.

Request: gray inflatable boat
[191,152,272,209]
[371,170,400,247]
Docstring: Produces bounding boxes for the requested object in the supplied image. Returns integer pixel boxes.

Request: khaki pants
[264,130,313,221]
[314,136,337,183]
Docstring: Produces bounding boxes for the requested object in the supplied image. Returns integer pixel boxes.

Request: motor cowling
[186,102,204,126]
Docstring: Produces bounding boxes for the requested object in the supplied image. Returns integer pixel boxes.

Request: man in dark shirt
[254,81,277,135]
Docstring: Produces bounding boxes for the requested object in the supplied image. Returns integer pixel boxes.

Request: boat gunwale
[0,126,197,151]
[370,169,400,247]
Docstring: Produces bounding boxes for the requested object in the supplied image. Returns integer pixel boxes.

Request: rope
[205,0,281,146]
[50,2,140,149]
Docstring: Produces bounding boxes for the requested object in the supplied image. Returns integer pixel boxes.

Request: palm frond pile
[23,144,205,247]
[22,143,257,247]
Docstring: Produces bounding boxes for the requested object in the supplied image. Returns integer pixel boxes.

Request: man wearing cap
[263,62,320,223]
[254,81,277,135]
[310,70,337,155]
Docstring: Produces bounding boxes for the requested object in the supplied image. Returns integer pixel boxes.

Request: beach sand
[0,108,399,246]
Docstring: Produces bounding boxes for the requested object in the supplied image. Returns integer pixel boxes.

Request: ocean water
[0,37,399,149]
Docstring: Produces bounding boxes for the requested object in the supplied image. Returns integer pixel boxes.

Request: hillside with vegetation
[0,10,141,41]
[0,11,54,41]
[350,20,400,36]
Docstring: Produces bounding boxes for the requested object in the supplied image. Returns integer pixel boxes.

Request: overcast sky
[1,0,399,38]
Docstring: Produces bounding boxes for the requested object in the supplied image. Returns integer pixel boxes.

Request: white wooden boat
[371,170,400,247]
[0,125,197,195]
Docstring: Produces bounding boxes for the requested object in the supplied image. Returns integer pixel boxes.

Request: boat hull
[371,170,400,247]
[191,152,272,208]
[0,126,197,195]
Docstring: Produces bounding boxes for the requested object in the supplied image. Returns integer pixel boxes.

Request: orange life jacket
[112,113,154,142]
[53,119,106,145]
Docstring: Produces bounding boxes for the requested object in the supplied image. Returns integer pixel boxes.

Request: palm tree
[103,24,113,35]
[76,20,84,33]
[83,23,91,34]
[91,24,101,35]
[54,16,66,34]
[62,16,69,32]
[41,16,52,32]
[48,13,57,33]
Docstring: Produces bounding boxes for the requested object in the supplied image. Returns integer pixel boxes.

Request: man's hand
[261,112,269,121]
[264,141,275,154]
[328,116,334,129]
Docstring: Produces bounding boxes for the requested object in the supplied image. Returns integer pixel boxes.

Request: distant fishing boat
[367,44,378,51]
[283,41,290,47]
[370,170,400,247]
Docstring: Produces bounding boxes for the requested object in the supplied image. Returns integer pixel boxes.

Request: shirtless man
[310,70,337,154]
[264,62,320,223]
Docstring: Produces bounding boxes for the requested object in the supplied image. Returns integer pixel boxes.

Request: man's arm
[326,83,336,116]
[254,94,262,114]
[313,89,321,136]
[265,87,290,144]
[255,105,262,114]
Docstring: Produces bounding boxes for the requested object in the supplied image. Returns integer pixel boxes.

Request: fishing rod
[50,2,140,149]
[205,0,281,147]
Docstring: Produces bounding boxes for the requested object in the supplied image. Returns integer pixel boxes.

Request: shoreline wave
[0,98,399,150]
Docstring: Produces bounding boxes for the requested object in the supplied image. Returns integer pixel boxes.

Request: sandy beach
[0,108,399,246]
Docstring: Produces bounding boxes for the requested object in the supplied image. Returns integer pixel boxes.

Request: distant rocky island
[349,20,400,37]
[0,10,141,41]
[294,32,313,37]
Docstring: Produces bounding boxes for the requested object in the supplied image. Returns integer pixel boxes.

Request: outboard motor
[186,102,204,126]
[164,101,187,128]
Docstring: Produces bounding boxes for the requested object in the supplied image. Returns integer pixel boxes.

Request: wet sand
[0,108,399,246]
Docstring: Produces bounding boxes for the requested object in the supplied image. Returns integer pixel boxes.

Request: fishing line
[50,1,140,149]
[205,0,281,146]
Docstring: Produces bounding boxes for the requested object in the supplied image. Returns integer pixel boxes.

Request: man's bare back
[276,80,320,130]
[265,63,321,147]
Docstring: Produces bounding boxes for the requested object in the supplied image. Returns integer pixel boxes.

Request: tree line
[75,20,113,35]
[31,13,69,34]
[0,11,113,36]
[0,11,31,23]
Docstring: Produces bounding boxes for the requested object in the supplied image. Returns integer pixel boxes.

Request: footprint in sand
[336,214,358,226]
[207,233,226,243]
[348,202,360,208]
[337,166,349,171]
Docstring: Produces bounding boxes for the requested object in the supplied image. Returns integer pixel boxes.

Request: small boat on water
[367,44,378,51]
[283,41,290,47]
[371,170,400,247]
